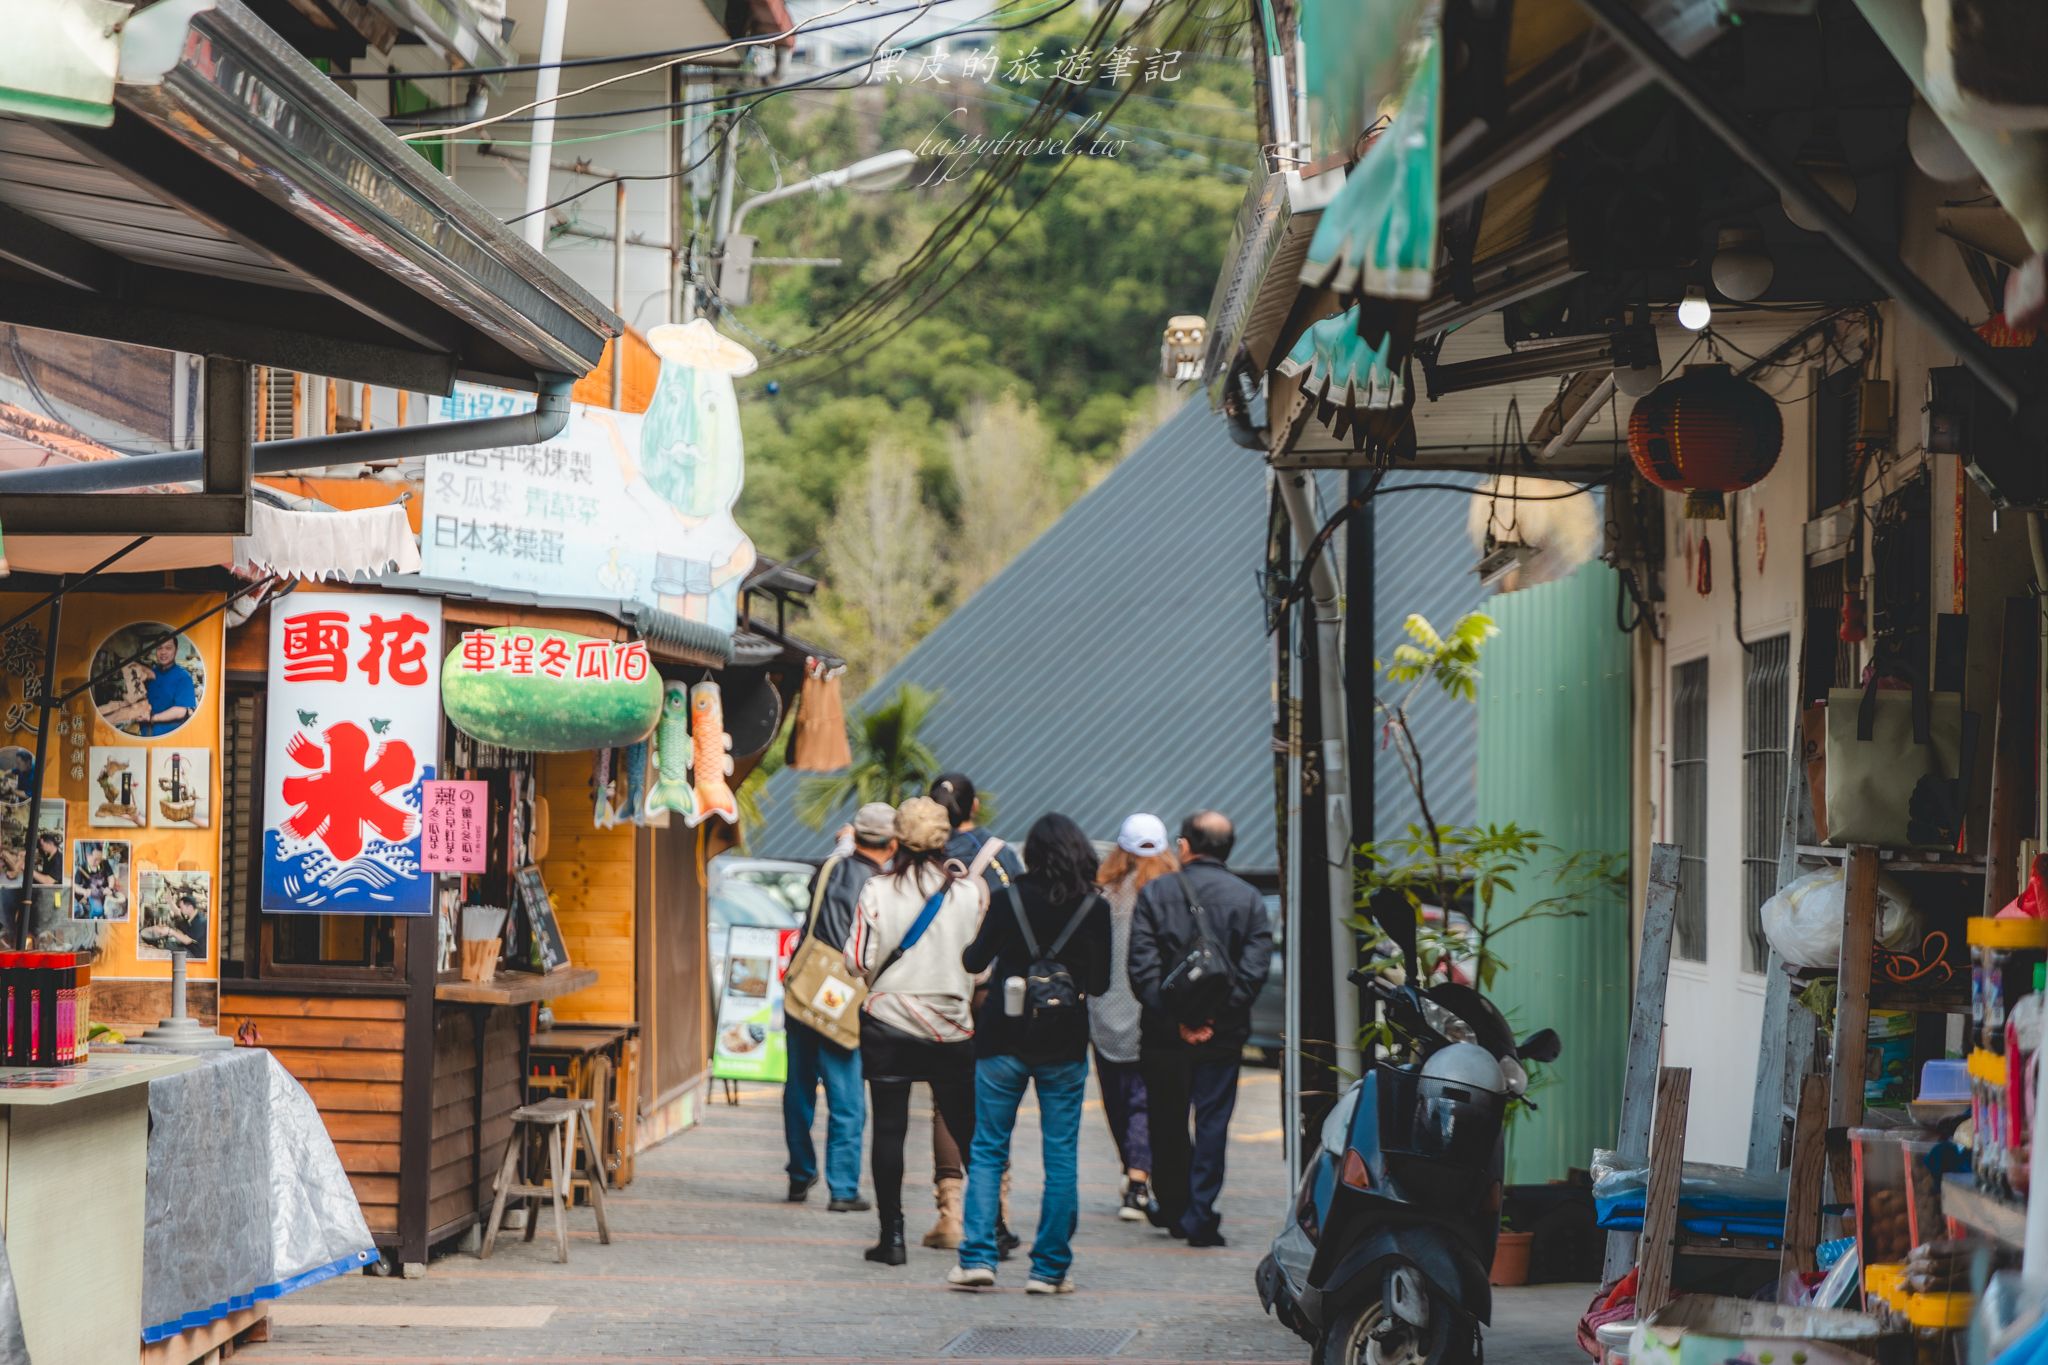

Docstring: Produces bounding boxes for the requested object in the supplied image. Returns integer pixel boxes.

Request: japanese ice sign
[420,780,488,873]
[420,319,758,636]
[261,595,443,915]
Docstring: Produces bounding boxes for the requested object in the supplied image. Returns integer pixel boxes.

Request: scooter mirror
[1517,1028,1562,1064]
[1365,887,1419,986]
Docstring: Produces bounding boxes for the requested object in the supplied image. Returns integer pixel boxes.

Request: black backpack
[998,870,1097,1028]
[1159,873,1231,1020]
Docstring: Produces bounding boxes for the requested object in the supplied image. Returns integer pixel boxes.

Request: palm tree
[795,683,943,830]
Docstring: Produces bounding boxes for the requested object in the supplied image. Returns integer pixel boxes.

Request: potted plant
[1490,1213,1534,1287]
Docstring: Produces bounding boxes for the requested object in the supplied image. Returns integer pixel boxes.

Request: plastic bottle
[2004,964,2044,1196]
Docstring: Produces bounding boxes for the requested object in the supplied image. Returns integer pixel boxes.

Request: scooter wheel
[1313,1300,1470,1365]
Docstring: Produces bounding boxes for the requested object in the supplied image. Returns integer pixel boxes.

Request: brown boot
[922,1176,964,1249]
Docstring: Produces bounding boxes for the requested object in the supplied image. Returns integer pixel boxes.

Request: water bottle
[1003,976,1026,1017]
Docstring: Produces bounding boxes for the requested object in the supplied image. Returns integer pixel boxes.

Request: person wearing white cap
[1090,813,1178,1222]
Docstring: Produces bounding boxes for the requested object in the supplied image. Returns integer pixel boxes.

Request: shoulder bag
[784,856,867,1049]
[1159,872,1231,1020]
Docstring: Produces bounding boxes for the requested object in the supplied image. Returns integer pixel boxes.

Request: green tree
[795,683,944,829]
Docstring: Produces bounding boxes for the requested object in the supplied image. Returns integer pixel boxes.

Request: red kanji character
[358,613,432,686]
[616,641,650,682]
[505,633,537,676]
[281,610,350,683]
[459,630,500,674]
[573,640,612,681]
[537,637,571,679]
[278,721,418,861]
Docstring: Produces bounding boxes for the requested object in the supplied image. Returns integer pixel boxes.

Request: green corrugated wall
[1476,563,1633,1185]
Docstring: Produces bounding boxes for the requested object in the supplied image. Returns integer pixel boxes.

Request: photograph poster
[149,748,211,829]
[711,924,795,1085]
[72,840,131,921]
[137,869,211,961]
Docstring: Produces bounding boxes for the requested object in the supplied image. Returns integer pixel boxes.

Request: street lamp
[715,149,920,306]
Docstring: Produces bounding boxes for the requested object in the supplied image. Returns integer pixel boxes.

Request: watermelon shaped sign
[442,627,663,752]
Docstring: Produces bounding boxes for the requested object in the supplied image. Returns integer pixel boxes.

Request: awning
[3,499,422,577]
[0,0,619,397]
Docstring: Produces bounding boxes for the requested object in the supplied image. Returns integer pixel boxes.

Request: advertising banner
[262,594,442,915]
[420,779,489,873]
[711,924,796,1084]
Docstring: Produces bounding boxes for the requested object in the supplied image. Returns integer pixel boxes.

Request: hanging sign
[262,594,443,915]
[421,779,488,873]
[440,626,662,753]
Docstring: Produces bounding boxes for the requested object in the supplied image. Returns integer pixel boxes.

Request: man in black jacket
[783,802,894,1210]
[1128,811,1274,1246]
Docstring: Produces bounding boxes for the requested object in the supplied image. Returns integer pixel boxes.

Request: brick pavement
[242,1068,1593,1365]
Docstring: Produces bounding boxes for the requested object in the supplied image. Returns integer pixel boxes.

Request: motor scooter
[1255,972,1560,1365]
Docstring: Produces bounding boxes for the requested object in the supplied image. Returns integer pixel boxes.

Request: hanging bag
[783,856,867,1050]
[1159,873,1232,1021]
[996,867,1097,1028]
[1824,671,1964,850]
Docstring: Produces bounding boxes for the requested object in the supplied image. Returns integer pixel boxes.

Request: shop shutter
[1670,658,1709,963]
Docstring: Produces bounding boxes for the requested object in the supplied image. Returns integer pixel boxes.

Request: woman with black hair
[845,797,987,1267]
[946,813,1111,1294]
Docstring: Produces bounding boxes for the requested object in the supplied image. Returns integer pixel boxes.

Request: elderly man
[1127,811,1273,1248]
[783,802,895,1211]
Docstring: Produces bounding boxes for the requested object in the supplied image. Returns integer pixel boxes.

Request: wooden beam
[1603,842,1681,1283]
[1636,1066,1692,1320]
[1828,846,1879,1201]
[1983,595,2037,915]
[1780,1073,1830,1277]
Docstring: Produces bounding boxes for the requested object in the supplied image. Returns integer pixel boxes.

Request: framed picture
[91,622,206,740]
[137,869,211,961]
[72,840,131,921]
[513,864,568,974]
[0,801,66,903]
[149,748,210,829]
[0,747,35,808]
[87,747,147,828]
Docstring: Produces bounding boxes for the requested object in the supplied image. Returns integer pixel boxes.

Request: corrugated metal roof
[752,402,1489,866]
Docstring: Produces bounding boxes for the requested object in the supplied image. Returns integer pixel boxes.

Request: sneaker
[829,1196,872,1213]
[1026,1277,1075,1295]
[947,1265,997,1291]
[1118,1179,1153,1222]
[786,1175,818,1204]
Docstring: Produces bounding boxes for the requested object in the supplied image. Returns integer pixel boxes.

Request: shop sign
[441,626,662,753]
[712,924,794,1084]
[420,779,488,874]
[420,320,759,636]
[261,594,443,915]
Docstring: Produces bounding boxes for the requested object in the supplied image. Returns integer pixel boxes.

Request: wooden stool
[479,1098,612,1262]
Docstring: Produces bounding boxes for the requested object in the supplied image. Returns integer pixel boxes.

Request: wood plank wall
[538,753,636,1025]
[429,1006,523,1236]
[219,992,406,1236]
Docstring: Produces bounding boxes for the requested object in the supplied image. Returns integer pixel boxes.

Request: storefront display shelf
[434,966,600,1006]
[1794,846,1989,875]
[1941,1175,2026,1248]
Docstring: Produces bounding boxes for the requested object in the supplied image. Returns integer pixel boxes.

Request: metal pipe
[1282,505,1305,1188]
[1277,472,1359,1082]
[1575,0,2023,416]
[521,0,572,252]
[613,180,627,409]
[0,380,575,493]
[1538,373,1617,461]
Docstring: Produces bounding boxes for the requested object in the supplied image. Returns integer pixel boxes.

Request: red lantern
[1628,364,1783,519]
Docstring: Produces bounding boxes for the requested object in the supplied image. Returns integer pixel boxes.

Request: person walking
[782,802,894,1211]
[923,772,1025,1254]
[1127,811,1273,1248]
[845,797,986,1267]
[1091,813,1178,1222]
[947,813,1111,1294]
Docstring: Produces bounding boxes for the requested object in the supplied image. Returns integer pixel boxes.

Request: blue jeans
[959,1054,1088,1283]
[783,1020,865,1201]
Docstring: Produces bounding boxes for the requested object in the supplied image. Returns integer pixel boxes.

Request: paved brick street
[244,1070,1591,1365]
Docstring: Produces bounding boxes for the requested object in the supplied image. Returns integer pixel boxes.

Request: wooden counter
[433,966,600,1007]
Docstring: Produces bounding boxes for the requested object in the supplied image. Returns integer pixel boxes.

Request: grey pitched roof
[751,401,1487,866]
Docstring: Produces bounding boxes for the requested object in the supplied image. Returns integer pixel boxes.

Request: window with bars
[1671,659,1709,963]
[1742,636,1792,974]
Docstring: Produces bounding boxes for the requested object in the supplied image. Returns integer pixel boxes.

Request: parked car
[708,877,802,1003]
[709,854,816,920]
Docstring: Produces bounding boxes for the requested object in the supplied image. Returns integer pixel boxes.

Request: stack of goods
[0,952,92,1066]
[1862,1241,1974,1362]
[1851,1126,1943,1273]
[1966,915,2045,1199]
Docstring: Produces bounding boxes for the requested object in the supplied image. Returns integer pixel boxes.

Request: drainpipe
[0,380,575,492]
[521,0,572,253]
[1277,472,1360,1082]
[613,180,628,409]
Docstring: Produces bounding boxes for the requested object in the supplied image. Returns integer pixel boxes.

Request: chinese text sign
[421,779,489,873]
[261,594,443,915]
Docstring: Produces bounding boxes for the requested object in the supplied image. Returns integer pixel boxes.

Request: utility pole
[521,0,570,252]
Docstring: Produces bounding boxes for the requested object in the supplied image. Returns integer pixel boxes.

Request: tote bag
[1824,676,1964,850]
[783,857,866,1049]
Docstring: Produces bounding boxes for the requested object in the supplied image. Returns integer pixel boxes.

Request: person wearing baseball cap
[842,796,989,1266]
[783,803,896,1211]
[1090,814,1179,1222]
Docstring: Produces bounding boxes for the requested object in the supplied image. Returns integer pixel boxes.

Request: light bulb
[1615,361,1663,398]
[1678,287,1712,331]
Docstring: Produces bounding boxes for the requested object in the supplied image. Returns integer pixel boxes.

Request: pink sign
[421,780,489,873]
